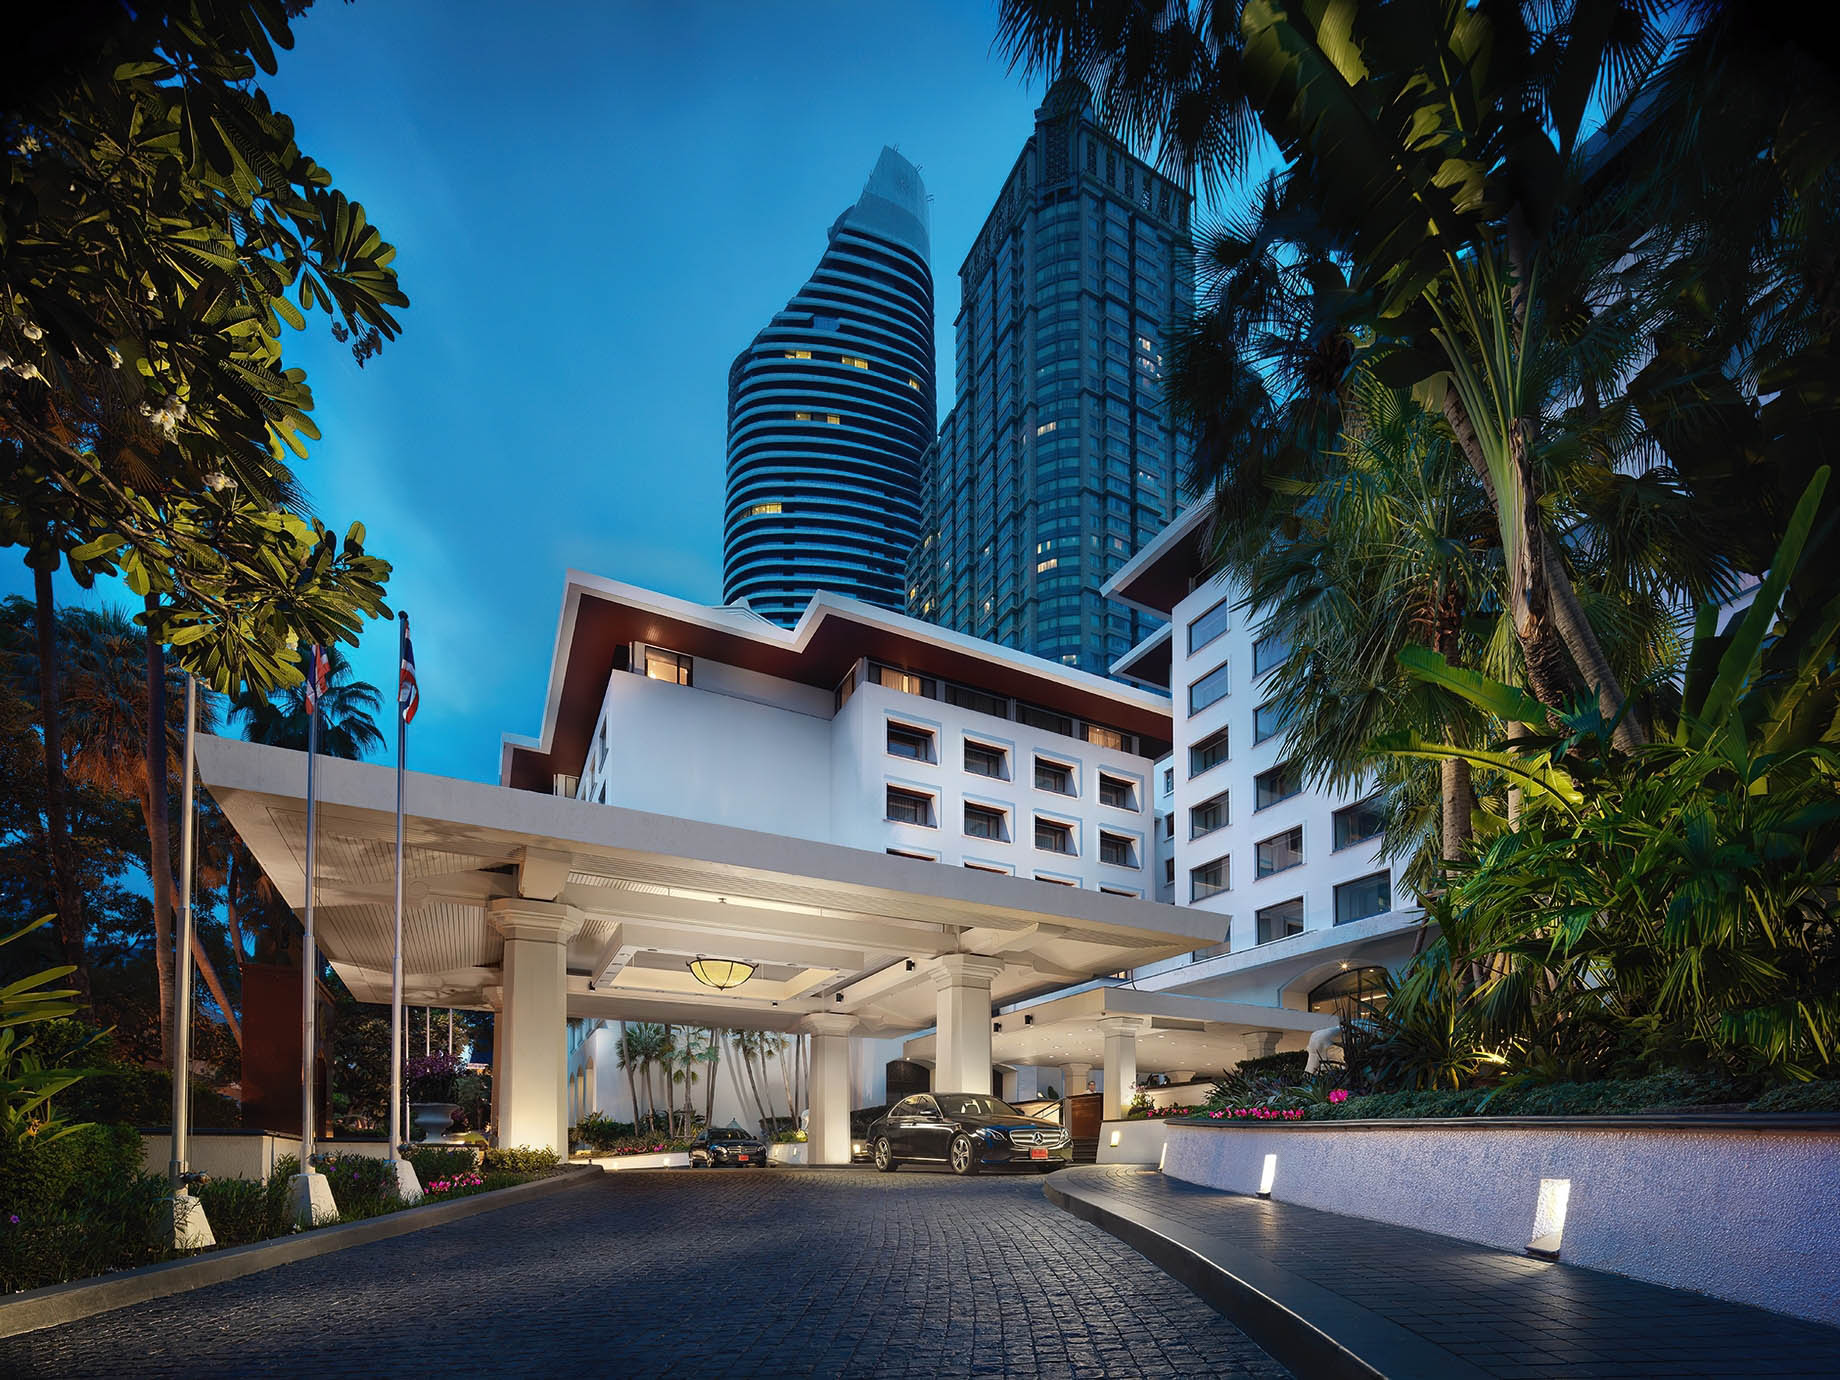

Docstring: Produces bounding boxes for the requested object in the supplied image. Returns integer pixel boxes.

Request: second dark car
[866,1093,1071,1175]
[688,1127,768,1167]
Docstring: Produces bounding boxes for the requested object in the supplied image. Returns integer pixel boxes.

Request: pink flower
[1329,1089,1349,1104]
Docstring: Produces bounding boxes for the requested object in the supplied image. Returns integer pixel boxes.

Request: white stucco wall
[1160,1121,1840,1326]
[1096,1118,1172,1165]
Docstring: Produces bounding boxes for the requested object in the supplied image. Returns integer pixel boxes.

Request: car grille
[1008,1127,1069,1148]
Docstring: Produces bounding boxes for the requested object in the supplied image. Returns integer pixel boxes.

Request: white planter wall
[1161,1120,1840,1326]
[589,1151,691,1171]
[1096,1119,1170,1165]
[139,1133,391,1182]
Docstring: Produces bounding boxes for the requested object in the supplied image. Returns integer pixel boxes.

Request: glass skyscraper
[907,79,1192,674]
[723,147,936,626]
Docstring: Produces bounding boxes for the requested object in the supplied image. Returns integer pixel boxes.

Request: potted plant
[406,1052,466,1143]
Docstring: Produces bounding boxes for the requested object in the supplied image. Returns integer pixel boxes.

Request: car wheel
[873,1137,898,1173]
[949,1134,979,1176]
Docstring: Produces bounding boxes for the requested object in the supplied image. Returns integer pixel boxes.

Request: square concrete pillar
[931,954,1008,1094]
[1059,1063,1092,1099]
[1099,1016,1149,1121]
[803,1014,856,1166]
[1242,1029,1283,1062]
[488,900,582,1156]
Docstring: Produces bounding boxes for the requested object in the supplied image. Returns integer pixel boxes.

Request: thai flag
[400,617,420,725]
[304,643,330,712]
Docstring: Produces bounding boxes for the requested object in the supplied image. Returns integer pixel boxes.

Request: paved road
[1,1169,1289,1378]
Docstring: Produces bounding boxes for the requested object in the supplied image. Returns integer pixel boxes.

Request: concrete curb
[0,1167,599,1340]
[1044,1169,1484,1380]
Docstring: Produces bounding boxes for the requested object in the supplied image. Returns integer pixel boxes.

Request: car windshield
[935,1095,1020,1118]
[709,1128,751,1141]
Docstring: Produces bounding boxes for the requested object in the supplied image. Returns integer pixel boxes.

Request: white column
[488,899,582,1157]
[932,955,1007,1094]
[1100,1016,1149,1121]
[1242,1029,1283,1062]
[804,1014,856,1166]
[1059,1063,1092,1099]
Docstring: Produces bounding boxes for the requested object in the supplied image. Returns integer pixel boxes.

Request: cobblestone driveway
[1,1169,1289,1378]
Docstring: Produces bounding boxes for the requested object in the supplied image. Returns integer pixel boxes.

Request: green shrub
[62,1067,242,1129]
[403,1145,479,1180]
[0,1121,143,1216]
[1749,1080,1840,1113]
[1236,1051,1309,1081]
[1310,1072,1752,1121]
[318,1153,403,1219]
[0,1124,170,1293]
[575,1112,635,1152]
[481,1145,556,1175]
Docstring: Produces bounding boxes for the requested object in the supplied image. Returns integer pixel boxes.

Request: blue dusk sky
[7,3,1128,783]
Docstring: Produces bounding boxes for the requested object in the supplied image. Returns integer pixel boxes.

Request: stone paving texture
[1058,1164,1840,1379]
[0,1168,1290,1379]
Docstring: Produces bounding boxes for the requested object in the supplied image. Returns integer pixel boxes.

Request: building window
[1018,704,1074,737]
[1035,873,1077,886]
[1254,697,1293,745]
[1256,897,1305,944]
[642,647,692,685]
[1188,598,1231,653]
[784,349,812,359]
[907,376,922,390]
[1098,773,1136,810]
[1034,757,1075,795]
[945,683,1008,718]
[744,501,782,517]
[1163,766,1174,794]
[1085,724,1127,751]
[1190,856,1229,902]
[887,848,934,862]
[1160,812,1175,840]
[1253,631,1292,680]
[886,786,934,827]
[1163,856,1175,887]
[824,413,842,425]
[1099,831,1137,868]
[886,722,935,762]
[965,861,1010,875]
[1254,761,1302,810]
[964,740,1008,779]
[1190,727,1229,777]
[1188,662,1231,715]
[1309,966,1390,1019]
[1335,871,1392,925]
[1257,826,1304,878]
[841,354,869,368]
[793,410,812,420]
[1034,817,1075,854]
[873,664,935,697]
[1190,791,1229,840]
[1100,885,1140,898]
[964,803,1008,841]
[1334,797,1386,850]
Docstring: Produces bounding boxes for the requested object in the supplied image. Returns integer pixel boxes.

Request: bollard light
[1258,1152,1277,1198]
[1109,1129,1122,1147]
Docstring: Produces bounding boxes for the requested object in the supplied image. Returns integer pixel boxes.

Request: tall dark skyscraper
[908,80,1192,674]
[723,147,936,626]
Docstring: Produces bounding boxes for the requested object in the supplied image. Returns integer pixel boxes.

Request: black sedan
[688,1127,767,1167]
[867,1093,1072,1175]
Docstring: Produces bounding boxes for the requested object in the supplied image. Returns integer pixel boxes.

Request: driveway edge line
[0,1167,599,1340]
[1044,1171,1483,1380]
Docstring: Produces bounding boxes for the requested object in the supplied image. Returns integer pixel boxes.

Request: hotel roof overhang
[1109,623,1172,693]
[199,736,1218,1038]
[902,985,1335,1074]
[500,574,1175,793]
[1100,500,1214,620]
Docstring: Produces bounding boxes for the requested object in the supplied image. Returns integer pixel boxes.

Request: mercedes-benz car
[866,1093,1072,1175]
[688,1127,767,1167]
[849,1105,887,1163]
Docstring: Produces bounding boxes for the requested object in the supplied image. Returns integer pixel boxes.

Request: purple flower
[7,1214,18,1224]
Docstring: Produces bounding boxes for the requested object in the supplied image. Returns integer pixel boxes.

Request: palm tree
[699,1027,721,1130]
[56,606,242,1060]
[994,0,1766,742]
[616,1022,645,1131]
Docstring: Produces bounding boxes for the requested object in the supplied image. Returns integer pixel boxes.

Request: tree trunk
[32,561,92,1011]
[142,608,176,1068]
[1440,757,1475,862]
[184,921,242,1048]
[225,850,247,976]
[736,1035,772,1130]
[777,1036,795,1129]
[703,1028,718,1128]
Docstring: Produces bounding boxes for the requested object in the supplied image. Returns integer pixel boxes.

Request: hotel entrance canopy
[197,736,1219,1038]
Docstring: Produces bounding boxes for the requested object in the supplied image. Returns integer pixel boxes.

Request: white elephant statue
[1304,1024,1342,1073]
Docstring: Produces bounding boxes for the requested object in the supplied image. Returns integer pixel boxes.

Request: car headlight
[975,1127,1009,1142]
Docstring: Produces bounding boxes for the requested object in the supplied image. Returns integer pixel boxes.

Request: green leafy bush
[770,1130,806,1144]
[1311,1072,1753,1121]
[63,1066,243,1129]
[1749,1081,1840,1113]
[575,1112,635,1152]
[0,1123,169,1292]
[481,1145,557,1175]
[318,1153,403,1220]
[403,1145,479,1180]
[195,1159,298,1247]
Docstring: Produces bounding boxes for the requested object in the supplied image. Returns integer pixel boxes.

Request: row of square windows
[884,846,1145,899]
[885,785,1142,869]
[1162,794,1383,853]
[1179,873,1395,945]
[885,721,1141,808]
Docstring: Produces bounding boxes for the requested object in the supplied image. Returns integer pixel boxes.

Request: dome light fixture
[688,956,757,991]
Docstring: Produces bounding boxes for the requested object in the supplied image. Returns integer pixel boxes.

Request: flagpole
[389,613,407,1167]
[169,672,198,1188]
[301,672,320,1166]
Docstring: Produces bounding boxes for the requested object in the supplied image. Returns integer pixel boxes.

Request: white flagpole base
[288,1169,340,1229]
[388,1156,424,1205]
[166,1188,215,1249]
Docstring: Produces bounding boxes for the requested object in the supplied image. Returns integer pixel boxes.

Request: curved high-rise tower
[723,147,935,625]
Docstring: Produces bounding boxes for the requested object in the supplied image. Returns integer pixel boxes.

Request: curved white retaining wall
[1097,1119,1171,1165]
[588,1151,691,1171]
[1161,1119,1840,1326]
